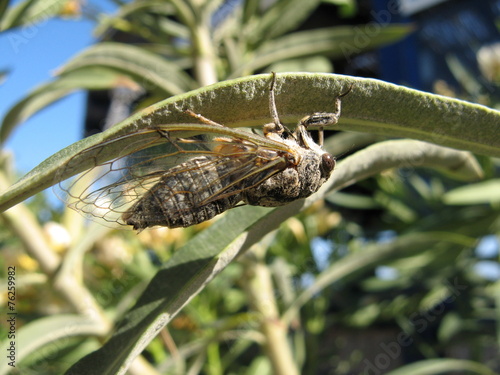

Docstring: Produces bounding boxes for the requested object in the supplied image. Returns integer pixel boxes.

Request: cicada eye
[320,153,335,178]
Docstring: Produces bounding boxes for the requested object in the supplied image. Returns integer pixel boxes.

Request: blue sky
[1,3,115,174]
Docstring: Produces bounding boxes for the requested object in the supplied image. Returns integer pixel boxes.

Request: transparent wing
[55,125,289,228]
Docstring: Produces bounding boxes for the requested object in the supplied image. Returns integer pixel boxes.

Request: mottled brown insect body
[122,156,244,229]
[57,73,350,230]
[242,130,335,207]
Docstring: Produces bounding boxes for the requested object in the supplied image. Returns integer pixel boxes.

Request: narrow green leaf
[0,0,10,24]
[246,357,272,375]
[0,67,135,143]
[0,86,71,144]
[282,231,473,325]
[385,358,498,375]
[93,1,187,40]
[0,315,108,375]
[232,25,413,77]
[268,56,333,73]
[1,0,34,30]
[324,0,357,17]
[0,0,67,31]
[249,0,322,42]
[0,69,9,85]
[242,0,259,24]
[58,42,196,95]
[443,179,500,205]
[0,73,498,213]
[327,191,381,209]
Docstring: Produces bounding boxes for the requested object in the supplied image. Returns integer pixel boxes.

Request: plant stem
[0,171,108,322]
[192,24,218,86]
[242,251,299,375]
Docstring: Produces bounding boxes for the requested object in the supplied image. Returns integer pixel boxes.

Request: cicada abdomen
[122,155,245,230]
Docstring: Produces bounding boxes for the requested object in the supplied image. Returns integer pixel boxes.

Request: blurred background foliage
[0,0,499,374]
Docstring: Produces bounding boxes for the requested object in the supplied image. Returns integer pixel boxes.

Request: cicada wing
[55,130,170,226]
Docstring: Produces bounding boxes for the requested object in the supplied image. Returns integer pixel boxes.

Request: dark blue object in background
[372,0,500,94]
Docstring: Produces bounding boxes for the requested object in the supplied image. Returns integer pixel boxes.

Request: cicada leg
[299,84,353,146]
[185,109,225,127]
[264,72,293,138]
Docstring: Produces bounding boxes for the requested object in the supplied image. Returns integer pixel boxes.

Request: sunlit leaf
[232,25,413,77]
[0,314,107,375]
[443,179,500,205]
[58,42,196,95]
[0,72,497,213]
[0,0,67,30]
[249,0,322,42]
[0,67,136,143]
[385,358,498,375]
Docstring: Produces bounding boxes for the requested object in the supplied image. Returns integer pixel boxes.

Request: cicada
[57,73,351,230]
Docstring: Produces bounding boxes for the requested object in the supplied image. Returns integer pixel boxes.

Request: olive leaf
[0,72,498,213]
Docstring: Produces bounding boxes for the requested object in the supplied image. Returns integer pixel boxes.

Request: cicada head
[241,123,334,207]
